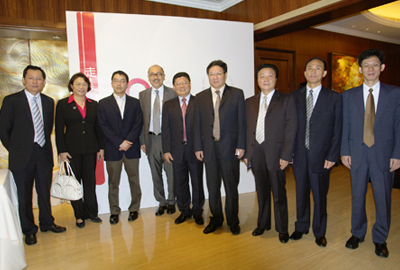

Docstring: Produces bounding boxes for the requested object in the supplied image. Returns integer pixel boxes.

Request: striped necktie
[32,96,46,147]
[256,96,267,144]
[153,90,161,135]
[305,90,313,149]
[213,90,221,140]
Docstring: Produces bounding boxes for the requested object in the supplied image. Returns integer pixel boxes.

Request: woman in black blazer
[55,72,104,228]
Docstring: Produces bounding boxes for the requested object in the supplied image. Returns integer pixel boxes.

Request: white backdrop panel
[66,11,255,214]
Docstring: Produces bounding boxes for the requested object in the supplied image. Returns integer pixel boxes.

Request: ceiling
[315,1,400,45]
[0,0,399,45]
[145,0,244,12]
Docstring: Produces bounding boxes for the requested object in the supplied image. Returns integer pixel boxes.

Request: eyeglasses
[175,81,189,86]
[148,72,164,78]
[209,72,224,77]
[112,79,127,84]
[361,63,380,69]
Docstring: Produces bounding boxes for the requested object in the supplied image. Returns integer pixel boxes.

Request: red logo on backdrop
[76,12,150,185]
[77,12,104,184]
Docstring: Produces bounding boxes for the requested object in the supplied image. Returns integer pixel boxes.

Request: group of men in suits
[0,49,398,259]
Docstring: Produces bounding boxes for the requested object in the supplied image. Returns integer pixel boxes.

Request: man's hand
[280,159,289,170]
[324,160,335,170]
[119,140,133,151]
[390,158,400,172]
[236,148,245,159]
[140,144,146,153]
[195,151,204,161]
[243,158,248,167]
[341,155,351,169]
[164,153,173,165]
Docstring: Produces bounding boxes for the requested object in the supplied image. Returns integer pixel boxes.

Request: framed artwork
[331,52,363,93]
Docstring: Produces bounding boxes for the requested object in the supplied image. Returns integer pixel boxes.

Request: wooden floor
[25,165,400,270]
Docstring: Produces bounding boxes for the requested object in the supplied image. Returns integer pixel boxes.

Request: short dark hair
[23,65,46,80]
[256,63,278,78]
[358,49,385,66]
[111,70,129,82]
[68,72,91,92]
[173,72,191,85]
[206,60,227,74]
[305,57,327,71]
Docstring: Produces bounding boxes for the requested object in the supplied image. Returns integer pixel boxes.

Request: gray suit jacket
[139,85,177,153]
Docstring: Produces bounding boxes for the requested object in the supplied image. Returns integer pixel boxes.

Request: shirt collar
[113,93,126,101]
[68,94,91,103]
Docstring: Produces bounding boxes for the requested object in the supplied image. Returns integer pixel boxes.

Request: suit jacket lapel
[173,97,183,120]
[220,85,232,107]
[354,86,364,119]
[311,87,327,117]
[186,96,195,116]
[376,84,389,122]
[204,88,214,112]
[107,95,122,118]
[267,91,280,115]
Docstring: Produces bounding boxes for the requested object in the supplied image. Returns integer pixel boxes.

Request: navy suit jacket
[341,83,400,171]
[98,94,143,161]
[162,96,197,163]
[193,85,246,163]
[0,90,54,172]
[291,86,342,173]
[245,91,297,171]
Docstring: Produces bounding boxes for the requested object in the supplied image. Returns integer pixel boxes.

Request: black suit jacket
[291,86,342,173]
[194,85,246,163]
[245,91,297,171]
[55,97,104,155]
[162,96,197,163]
[98,94,143,161]
[0,90,54,172]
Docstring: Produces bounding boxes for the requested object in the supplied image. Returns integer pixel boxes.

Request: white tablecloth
[0,169,27,270]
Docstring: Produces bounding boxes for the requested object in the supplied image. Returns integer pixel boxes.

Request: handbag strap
[64,161,77,179]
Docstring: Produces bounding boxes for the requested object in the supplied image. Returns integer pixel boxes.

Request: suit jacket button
[82,131,86,134]
[82,120,85,124]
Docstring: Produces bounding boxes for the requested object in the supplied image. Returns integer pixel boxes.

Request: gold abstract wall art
[331,53,363,93]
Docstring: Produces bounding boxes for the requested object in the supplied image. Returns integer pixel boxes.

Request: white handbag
[51,161,83,201]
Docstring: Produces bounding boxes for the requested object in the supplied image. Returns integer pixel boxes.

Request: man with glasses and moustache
[139,65,177,216]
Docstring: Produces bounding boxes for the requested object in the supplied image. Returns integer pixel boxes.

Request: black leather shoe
[252,228,265,236]
[316,237,327,247]
[193,215,204,225]
[41,224,66,233]
[290,231,308,240]
[230,224,241,235]
[109,214,119,225]
[175,213,190,224]
[155,206,166,216]
[279,233,289,243]
[203,223,221,234]
[128,211,139,222]
[76,219,85,228]
[374,243,389,258]
[345,235,363,249]
[25,234,37,245]
[90,217,102,223]
[167,204,176,214]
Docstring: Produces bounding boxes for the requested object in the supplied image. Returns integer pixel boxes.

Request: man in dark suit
[341,49,400,258]
[139,65,177,216]
[98,70,143,224]
[0,65,66,246]
[162,72,205,225]
[290,58,342,247]
[244,64,297,243]
[194,60,246,235]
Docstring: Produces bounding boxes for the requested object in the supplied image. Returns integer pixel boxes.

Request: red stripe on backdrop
[76,12,105,185]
